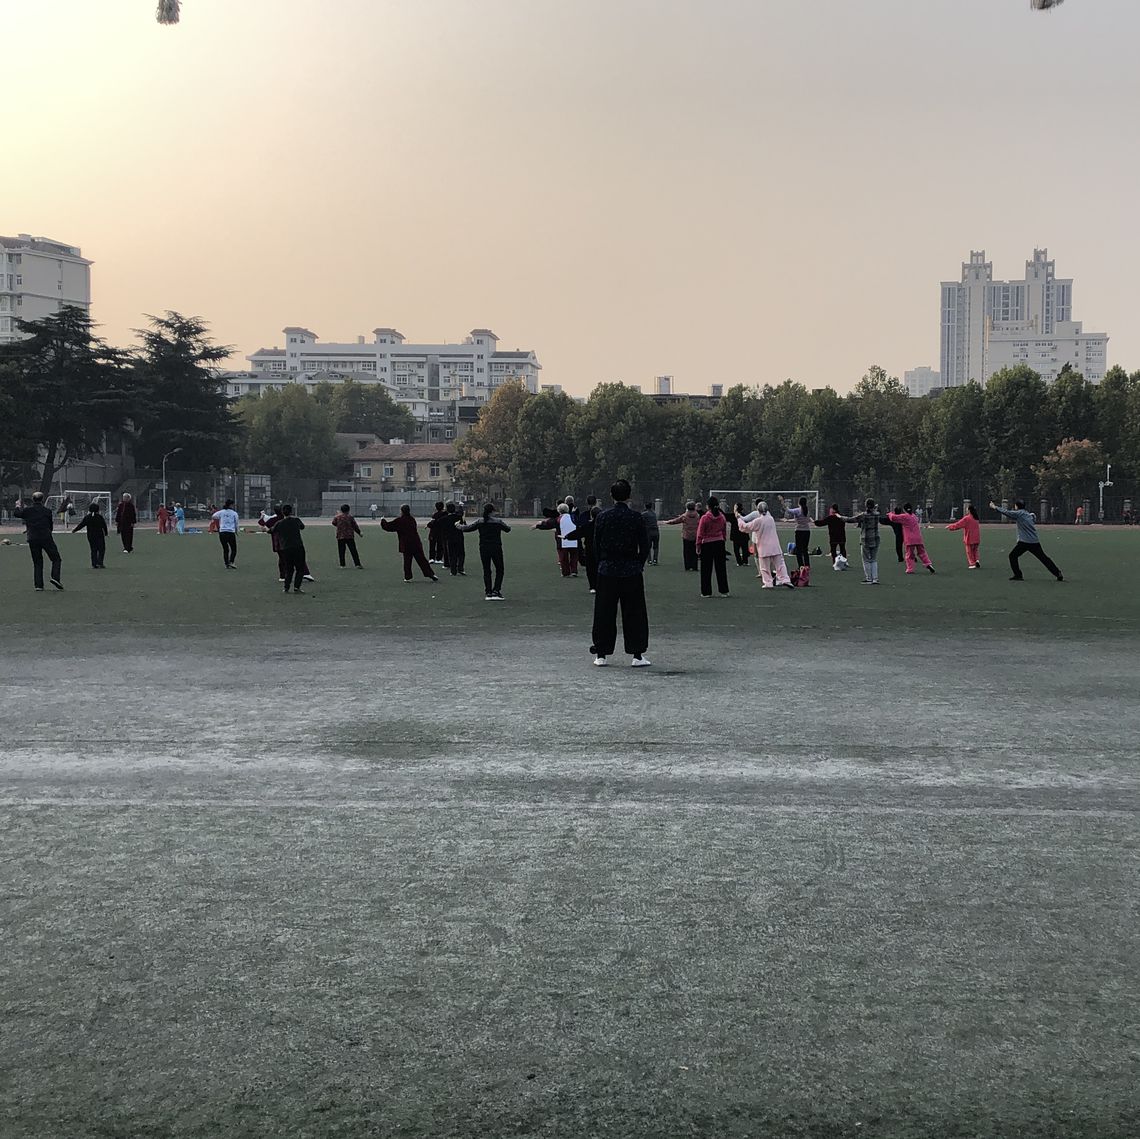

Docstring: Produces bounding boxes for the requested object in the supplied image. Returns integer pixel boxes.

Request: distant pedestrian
[729,502,751,567]
[663,501,700,571]
[370,503,379,522]
[1074,504,1084,526]
[174,503,186,535]
[696,496,730,597]
[590,478,651,667]
[462,502,511,599]
[557,503,579,577]
[641,502,660,565]
[332,504,363,568]
[268,504,307,593]
[72,501,108,568]
[13,491,64,590]
[947,504,981,569]
[778,495,813,570]
[887,503,934,575]
[380,505,438,583]
[990,499,1064,582]
[813,504,848,564]
[57,495,74,524]
[212,499,240,569]
[114,493,137,553]
[157,502,171,535]
[735,500,793,589]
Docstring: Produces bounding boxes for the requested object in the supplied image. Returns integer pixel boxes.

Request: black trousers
[682,538,698,571]
[591,574,649,658]
[794,530,810,567]
[1010,541,1062,579]
[828,539,847,561]
[403,542,435,580]
[119,525,134,552]
[481,548,504,594]
[699,540,730,596]
[429,531,444,562]
[282,547,306,589]
[447,537,465,574]
[88,536,106,568]
[338,538,361,567]
[647,535,659,564]
[582,538,598,591]
[731,533,751,565]
[886,523,903,562]
[219,531,237,566]
[29,539,62,589]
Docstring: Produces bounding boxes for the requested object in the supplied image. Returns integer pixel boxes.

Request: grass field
[1,520,1138,1138]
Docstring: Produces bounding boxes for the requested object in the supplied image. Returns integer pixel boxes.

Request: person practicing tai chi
[728,502,751,567]
[156,502,171,535]
[174,502,186,535]
[989,500,1064,582]
[887,503,935,575]
[735,501,794,589]
[427,501,448,566]
[72,501,109,568]
[331,503,363,568]
[695,497,730,597]
[461,502,511,599]
[947,504,982,569]
[443,501,467,576]
[841,499,885,584]
[14,491,64,591]
[260,505,314,583]
[578,495,599,593]
[114,492,137,553]
[268,504,307,593]
[212,499,240,569]
[641,502,661,566]
[590,478,651,668]
[814,504,848,564]
[777,495,814,575]
[557,503,579,577]
[380,505,439,583]
[663,501,701,572]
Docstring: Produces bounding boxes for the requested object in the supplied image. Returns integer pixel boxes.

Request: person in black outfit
[590,479,651,668]
[461,502,512,598]
[14,491,64,590]
[578,495,599,592]
[72,501,109,568]
[268,504,307,593]
[443,501,466,576]
[114,493,137,553]
[729,502,751,566]
[883,512,904,562]
[427,501,447,565]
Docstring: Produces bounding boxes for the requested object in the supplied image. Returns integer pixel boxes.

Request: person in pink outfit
[695,497,730,597]
[946,504,981,569]
[888,503,935,574]
[735,500,794,589]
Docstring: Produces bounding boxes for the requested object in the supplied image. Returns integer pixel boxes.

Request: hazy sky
[7,0,1138,395]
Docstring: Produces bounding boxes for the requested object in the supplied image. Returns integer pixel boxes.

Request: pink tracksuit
[947,514,981,567]
[888,510,933,573]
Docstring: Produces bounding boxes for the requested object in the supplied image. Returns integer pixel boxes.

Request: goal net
[47,491,113,525]
[710,490,820,522]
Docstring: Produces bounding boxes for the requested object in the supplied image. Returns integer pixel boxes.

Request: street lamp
[161,447,183,509]
[1098,463,1113,523]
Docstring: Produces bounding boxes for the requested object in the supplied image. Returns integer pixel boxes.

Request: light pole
[161,447,183,511]
[1098,463,1113,523]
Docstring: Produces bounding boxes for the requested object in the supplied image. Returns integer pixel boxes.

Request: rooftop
[355,442,458,462]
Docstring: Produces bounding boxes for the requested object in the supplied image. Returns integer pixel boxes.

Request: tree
[917,382,985,497]
[847,366,921,490]
[1034,438,1106,507]
[566,383,654,498]
[455,380,531,500]
[513,389,577,502]
[982,365,1051,482]
[1094,365,1140,477]
[312,378,416,442]
[0,306,133,494]
[236,385,342,479]
[129,312,240,470]
[1048,366,1097,443]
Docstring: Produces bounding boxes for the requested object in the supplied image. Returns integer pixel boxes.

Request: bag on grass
[833,554,849,572]
[797,563,811,587]
[789,566,801,587]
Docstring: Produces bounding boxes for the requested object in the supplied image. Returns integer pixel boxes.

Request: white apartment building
[0,235,92,344]
[940,248,1108,386]
[904,366,942,397]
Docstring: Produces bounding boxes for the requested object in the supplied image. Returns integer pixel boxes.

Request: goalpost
[710,490,820,522]
[46,491,113,524]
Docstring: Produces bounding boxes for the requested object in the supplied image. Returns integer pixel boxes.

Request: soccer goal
[46,491,113,524]
[710,490,820,521]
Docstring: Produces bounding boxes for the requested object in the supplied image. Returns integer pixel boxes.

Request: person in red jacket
[114,493,137,553]
[947,504,981,568]
[380,505,439,582]
[331,503,363,568]
[695,497,730,597]
[888,503,935,575]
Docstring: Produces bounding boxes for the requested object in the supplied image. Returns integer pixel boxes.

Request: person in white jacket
[735,501,794,589]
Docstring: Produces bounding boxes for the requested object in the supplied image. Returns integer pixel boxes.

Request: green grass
[1,522,1138,1137]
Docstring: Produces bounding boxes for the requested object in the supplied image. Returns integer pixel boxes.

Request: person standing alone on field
[72,501,108,568]
[590,478,651,667]
[212,499,240,569]
[663,501,700,572]
[332,504,363,568]
[947,504,982,569]
[114,492,137,554]
[990,500,1063,582]
[887,503,935,575]
[461,502,511,599]
[14,491,64,590]
[268,504,307,593]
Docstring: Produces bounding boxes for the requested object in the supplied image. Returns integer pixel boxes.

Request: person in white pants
[735,501,793,589]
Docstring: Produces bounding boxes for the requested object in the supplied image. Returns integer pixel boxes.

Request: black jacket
[73,513,109,539]
[14,504,54,541]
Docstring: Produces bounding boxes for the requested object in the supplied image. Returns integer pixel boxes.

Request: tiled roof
[491,351,535,359]
[354,443,457,461]
[249,347,286,356]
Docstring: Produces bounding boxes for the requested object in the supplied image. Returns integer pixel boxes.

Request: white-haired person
[557,502,580,577]
[735,501,793,589]
[114,492,137,553]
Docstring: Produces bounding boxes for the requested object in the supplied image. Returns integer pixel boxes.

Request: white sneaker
[589,589,596,594]
[593,656,608,667]
[303,575,315,582]
[631,656,651,667]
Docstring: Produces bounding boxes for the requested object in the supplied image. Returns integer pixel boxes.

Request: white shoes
[593,656,608,667]
[631,656,651,668]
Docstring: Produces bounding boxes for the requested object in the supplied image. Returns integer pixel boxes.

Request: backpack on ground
[797,563,811,587]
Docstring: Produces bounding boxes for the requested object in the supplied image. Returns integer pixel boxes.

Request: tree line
[0,307,415,494]
[456,365,1140,517]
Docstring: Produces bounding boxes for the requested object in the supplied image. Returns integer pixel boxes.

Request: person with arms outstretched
[331,504,363,568]
[72,501,108,568]
[461,503,511,599]
[887,503,935,575]
[268,504,307,593]
[380,505,438,583]
[947,504,981,569]
[990,500,1063,582]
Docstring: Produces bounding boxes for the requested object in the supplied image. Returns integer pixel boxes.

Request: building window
[429,462,440,477]
[444,428,455,439]
[358,465,372,477]
[383,465,394,477]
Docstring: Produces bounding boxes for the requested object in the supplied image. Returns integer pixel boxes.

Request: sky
[6,0,1138,396]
